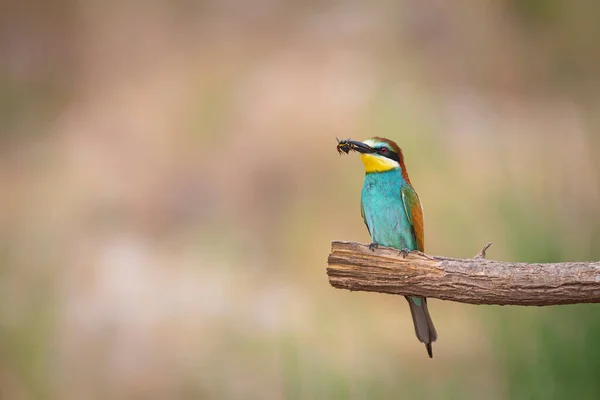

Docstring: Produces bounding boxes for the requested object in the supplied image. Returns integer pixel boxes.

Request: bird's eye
[379,147,388,154]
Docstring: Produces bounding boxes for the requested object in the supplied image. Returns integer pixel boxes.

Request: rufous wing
[400,185,424,252]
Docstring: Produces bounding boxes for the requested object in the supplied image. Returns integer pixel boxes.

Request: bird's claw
[368,243,379,252]
[399,248,411,258]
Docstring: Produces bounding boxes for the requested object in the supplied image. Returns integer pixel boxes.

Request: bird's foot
[398,248,411,258]
[368,242,379,252]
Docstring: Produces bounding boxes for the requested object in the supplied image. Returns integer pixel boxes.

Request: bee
[336,137,353,155]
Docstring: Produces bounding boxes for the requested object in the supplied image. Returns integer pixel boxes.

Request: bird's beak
[346,140,375,154]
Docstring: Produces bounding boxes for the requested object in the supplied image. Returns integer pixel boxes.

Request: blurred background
[2,1,600,399]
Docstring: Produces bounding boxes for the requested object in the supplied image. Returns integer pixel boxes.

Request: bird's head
[337,137,407,176]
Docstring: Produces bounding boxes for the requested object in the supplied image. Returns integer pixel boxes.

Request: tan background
[2,1,600,399]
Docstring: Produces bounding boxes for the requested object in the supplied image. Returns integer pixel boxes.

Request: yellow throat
[360,153,399,173]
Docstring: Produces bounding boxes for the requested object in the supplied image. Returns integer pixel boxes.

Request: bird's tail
[405,296,437,358]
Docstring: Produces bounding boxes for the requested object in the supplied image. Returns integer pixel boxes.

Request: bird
[336,136,438,358]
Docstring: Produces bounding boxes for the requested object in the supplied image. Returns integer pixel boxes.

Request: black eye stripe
[387,152,400,162]
[376,147,400,162]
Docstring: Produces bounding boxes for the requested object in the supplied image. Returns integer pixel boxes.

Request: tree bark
[326,241,600,306]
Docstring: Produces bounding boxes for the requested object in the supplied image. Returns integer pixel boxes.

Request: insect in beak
[336,137,352,155]
[336,138,375,155]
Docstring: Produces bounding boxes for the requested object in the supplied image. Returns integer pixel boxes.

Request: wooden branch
[326,241,600,306]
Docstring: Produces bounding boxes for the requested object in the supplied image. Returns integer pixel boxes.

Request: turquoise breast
[361,169,417,250]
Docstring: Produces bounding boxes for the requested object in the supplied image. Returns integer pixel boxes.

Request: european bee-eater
[337,137,438,358]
